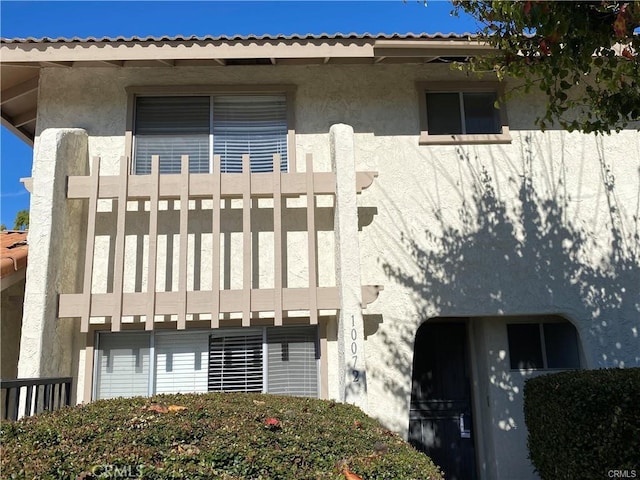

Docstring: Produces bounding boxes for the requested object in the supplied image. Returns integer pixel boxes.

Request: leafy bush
[524,368,640,480]
[1,393,443,480]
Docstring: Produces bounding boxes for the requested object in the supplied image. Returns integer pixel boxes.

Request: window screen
[208,331,264,392]
[213,95,288,173]
[155,332,208,394]
[462,92,500,134]
[507,324,544,370]
[543,323,580,369]
[426,91,501,135]
[426,93,463,135]
[95,332,151,399]
[266,326,319,397]
[507,321,580,370]
[134,96,210,174]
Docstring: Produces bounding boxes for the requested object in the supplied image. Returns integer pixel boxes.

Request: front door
[409,321,477,480]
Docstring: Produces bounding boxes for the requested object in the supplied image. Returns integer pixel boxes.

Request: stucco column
[331,123,368,412]
[18,128,88,382]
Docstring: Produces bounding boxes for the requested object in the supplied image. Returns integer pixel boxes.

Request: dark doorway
[409,321,477,480]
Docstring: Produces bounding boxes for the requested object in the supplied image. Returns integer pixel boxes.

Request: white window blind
[155,332,208,394]
[134,96,210,174]
[133,95,288,174]
[213,95,288,173]
[208,330,264,392]
[266,326,318,397]
[95,332,150,399]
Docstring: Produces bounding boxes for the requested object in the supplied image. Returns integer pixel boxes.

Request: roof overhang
[0,231,28,291]
[0,33,491,145]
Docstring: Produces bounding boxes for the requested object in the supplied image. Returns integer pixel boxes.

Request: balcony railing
[59,153,380,332]
[0,377,72,421]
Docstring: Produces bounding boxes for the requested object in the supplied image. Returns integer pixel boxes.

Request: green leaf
[453,0,640,133]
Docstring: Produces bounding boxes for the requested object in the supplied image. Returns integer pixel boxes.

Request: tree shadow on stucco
[378,134,640,409]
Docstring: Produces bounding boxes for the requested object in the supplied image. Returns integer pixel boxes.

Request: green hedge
[524,368,640,480]
[0,393,443,480]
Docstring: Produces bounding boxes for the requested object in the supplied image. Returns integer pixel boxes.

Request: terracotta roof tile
[0,231,28,279]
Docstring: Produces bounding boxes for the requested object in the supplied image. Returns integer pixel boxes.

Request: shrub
[524,368,640,480]
[0,393,443,480]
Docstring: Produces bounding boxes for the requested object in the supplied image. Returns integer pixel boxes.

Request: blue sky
[0,0,478,228]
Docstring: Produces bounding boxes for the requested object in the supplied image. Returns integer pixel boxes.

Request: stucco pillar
[331,123,368,412]
[18,128,88,382]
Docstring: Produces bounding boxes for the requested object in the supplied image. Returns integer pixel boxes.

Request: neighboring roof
[0,32,490,145]
[0,231,28,289]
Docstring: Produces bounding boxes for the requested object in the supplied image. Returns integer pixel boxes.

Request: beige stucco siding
[1,279,25,379]
[30,63,640,480]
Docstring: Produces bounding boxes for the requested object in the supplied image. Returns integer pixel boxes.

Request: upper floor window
[418,81,511,145]
[132,93,289,174]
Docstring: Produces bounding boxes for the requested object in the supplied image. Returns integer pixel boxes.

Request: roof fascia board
[373,39,494,57]
[0,40,376,63]
[0,37,491,64]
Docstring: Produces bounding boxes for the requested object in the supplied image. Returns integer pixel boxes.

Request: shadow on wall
[376,133,640,408]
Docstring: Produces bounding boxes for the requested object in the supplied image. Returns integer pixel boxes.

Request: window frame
[506,318,582,371]
[125,85,297,174]
[417,81,512,145]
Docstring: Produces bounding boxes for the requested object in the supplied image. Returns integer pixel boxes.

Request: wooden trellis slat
[273,154,283,326]
[306,153,318,325]
[178,155,190,330]
[211,155,221,328]
[62,154,379,331]
[145,155,160,331]
[242,154,251,327]
[111,156,130,332]
[79,156,100,333]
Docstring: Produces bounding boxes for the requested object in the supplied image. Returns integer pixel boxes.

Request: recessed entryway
[409,320,477,480]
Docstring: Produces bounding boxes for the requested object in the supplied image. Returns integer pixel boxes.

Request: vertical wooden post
[242,154,251,327]
[306,153,318,325]
[177,155,189,330]
[111,156,130,332]
[273,154,283,326]
[80,156,100,333]
[145,155,160,330]
[83,331,95,403]
[211,155,221,328]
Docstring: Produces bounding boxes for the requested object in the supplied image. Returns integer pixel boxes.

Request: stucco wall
[18,127,88,394]
[31,63,640,480]
[1,279,25,379]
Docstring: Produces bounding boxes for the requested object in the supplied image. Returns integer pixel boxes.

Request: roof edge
[0,32,480,44]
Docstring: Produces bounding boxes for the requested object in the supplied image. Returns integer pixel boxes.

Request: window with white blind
[94,326,318,399]
[155,332,208,394]
[208,330,264,393]
[266,326,319,397]
[133,94,289,174]
[95,332,150,399]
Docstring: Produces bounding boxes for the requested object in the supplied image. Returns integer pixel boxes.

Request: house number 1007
[351,315,359,383]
